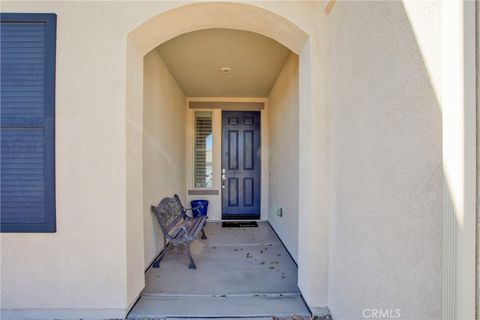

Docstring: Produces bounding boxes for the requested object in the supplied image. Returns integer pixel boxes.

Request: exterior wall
[0,1,457,319]
[1,2,330,317]
[143,50,186,269]
[296,18,330,312]
[326,1,443,319]
[185,101,269,221]
[1,2,137,318]
[268,53,300,262]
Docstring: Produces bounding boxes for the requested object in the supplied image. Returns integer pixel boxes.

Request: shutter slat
[2,66,45,72]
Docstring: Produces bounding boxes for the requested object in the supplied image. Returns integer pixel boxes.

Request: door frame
[221,110,262,220]
[185,97,269,222]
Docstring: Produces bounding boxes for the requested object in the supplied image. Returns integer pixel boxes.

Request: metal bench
[151,196,207,269]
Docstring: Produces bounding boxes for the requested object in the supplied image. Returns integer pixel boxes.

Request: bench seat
[170,216,207,240]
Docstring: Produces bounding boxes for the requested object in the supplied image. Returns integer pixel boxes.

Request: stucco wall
[143,50,186,269]
[0,2,186,318]
[326,1,443,319]
[0,0,453,318]
[0,2,137,318]
[0,1,328,317]
[268,53,300,263]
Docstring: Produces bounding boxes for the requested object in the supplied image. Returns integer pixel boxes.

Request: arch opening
[125,1,322,315]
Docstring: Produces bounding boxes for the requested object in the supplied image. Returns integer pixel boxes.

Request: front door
[221,111,261,220]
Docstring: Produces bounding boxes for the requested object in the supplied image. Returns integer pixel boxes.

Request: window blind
[194,112,212,188]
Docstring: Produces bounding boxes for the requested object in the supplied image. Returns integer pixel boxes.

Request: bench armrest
[183,208,194,219]
[185,205,204,218]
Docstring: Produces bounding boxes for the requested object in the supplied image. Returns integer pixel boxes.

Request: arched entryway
[125,1,330,315]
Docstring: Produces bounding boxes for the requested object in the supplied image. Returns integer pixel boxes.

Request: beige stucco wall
[268,53,300,263]
[326,1,443,319]
[1,2,135,318]
[0,2,330,318]
[143,50,186,269]
[3,1,455,318]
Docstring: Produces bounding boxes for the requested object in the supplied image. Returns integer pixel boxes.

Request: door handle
[222,169,226,188]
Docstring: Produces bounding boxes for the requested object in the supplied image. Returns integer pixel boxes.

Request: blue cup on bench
[191,200,209,217]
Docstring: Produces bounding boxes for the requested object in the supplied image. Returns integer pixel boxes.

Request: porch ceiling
[156,28,292,97]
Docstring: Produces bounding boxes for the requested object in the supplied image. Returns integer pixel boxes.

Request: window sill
[188,189,219,195]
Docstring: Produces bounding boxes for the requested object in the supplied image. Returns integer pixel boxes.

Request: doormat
[222,221,258,228]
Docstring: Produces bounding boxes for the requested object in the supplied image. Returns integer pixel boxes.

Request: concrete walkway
[128,222,310,318]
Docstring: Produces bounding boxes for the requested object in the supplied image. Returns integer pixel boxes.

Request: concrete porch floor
[128,222,310,319]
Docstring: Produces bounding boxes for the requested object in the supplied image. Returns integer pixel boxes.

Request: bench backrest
[151,197,183,235]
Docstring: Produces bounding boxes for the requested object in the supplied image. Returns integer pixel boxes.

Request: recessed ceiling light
[219,66,232,74]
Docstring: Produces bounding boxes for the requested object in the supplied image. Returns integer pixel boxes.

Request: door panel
[222,111,261,219]
[243,131,254,169]
[243,178,254,206]
[228,131,239,170]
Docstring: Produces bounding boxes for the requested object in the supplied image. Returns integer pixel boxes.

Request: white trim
[261,100,269,221]
[187,96,268,103]
[189,101,265,110]
[191,109,215,190]
[442,1,477,319]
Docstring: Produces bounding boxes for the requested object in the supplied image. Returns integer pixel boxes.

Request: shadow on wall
[327,1,443,319]
[142,50,187,270]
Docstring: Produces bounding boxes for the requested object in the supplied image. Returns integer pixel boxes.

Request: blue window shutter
[1,13,56,232]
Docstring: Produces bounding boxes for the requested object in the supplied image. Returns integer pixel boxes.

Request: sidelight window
[194,111,213,188]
